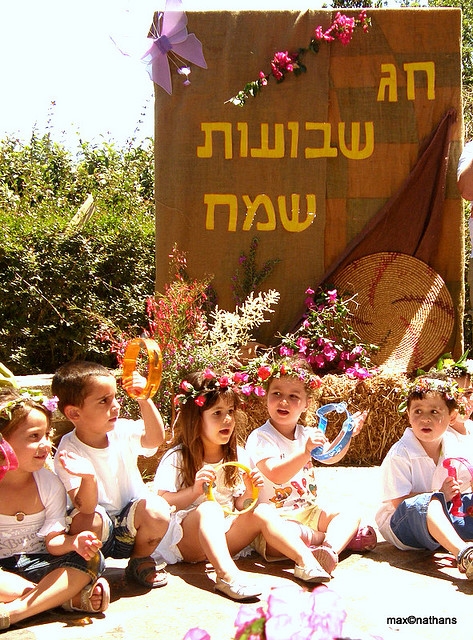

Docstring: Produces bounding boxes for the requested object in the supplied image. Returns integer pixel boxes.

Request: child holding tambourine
[245,356,373,576]
[152,369,332,601]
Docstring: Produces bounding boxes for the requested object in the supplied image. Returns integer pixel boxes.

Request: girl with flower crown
[152,369,333,601]
[245,356,372,577]
[0,387,109,631]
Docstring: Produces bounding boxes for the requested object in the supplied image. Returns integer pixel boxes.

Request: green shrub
[0,132,156,374]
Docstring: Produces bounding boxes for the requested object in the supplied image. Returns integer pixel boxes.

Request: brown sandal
[125,556,168,588]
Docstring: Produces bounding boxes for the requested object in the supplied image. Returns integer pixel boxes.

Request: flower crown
[252,359,322,394]
[429,352,473,379]
[0,389,59,423]
[174,369,254,408]
[398,375,460,413]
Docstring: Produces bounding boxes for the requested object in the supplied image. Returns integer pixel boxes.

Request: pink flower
[265,586,346,640]
[194,395,207,406]
[180,380,192,392]
[234,605,266,639]
[296,337,309,354]
[183,629,211,640]
[313,354,326,368]
[305,287,314,296]
[218,375,231,388]
[259,71,268,86]
[279,345,294,357]
[241,383,254,396]
[203,368,216,380]
[327,289,338,304]
[257,366,272,381]
[322,343,337,361]
[253,385,266,397]
[345,362,371,380]
[233,371,249,383]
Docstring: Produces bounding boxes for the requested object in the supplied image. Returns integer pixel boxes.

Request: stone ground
[4,466,473,640]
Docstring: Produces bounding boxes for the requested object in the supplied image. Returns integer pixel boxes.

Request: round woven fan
[332,252,455,373]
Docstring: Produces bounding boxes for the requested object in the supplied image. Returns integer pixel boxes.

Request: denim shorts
[100,500,139,559]
[0,549,105,584]
[391,491,473,550]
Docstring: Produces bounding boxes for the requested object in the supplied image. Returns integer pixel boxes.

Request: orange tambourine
[121,338,163,399]
[205,461,259,516]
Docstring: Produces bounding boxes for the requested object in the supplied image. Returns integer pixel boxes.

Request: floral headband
[174,369,255,408]
[252,360,322,393]
[398,375,460,413]
[0,389,59,423]
[429,352,473,379]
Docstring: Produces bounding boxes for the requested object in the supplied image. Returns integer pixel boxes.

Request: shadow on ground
[4,467,472,640]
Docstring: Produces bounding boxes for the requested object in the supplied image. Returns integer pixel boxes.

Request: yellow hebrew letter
[197,123,233,159]
[305,123,337,158]
[237,122,249,158]
[242,195,277,231]
[377,63,398,102]
[250,123,285,158]
[287,122,300,158]
[278,194,316,232]
[204,194,238,231]
[338,122,374,160]
[404,61,435,100]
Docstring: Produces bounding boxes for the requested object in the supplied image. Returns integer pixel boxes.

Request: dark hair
[52,361,114,414]
[169,371,246,490]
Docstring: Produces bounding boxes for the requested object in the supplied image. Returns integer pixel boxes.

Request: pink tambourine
[0,434,19,480]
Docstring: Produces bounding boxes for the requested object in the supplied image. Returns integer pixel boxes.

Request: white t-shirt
[0,467,67,558]
[153,445,249,513]
[54,418,158,516]
[245,420,318,513]
[375,427,465,549]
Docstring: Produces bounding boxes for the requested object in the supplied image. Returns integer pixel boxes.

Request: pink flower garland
[227,11,370,107]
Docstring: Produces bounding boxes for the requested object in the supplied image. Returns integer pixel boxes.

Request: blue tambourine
[311,402,354,462]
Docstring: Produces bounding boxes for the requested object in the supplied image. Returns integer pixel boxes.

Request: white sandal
[0,603,10,630]
[61,576,110,613]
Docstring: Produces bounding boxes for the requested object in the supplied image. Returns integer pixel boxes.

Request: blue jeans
[101,500,139,559]
[391,491,473,550]
[0,550,105,583]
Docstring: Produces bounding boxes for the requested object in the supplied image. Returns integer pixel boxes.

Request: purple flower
[43,395,59,412]
[241,383,254,396]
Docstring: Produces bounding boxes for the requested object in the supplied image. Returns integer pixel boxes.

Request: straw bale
[138,370,410,477]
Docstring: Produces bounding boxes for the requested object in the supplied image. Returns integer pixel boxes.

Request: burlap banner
[154,8,463,357]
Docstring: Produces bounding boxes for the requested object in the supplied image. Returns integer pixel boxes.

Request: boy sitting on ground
[52,361,171,589]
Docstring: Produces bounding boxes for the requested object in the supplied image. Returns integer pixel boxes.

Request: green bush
[0,132,156,374]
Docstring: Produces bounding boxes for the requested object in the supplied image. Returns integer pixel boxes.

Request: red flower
[180,380,192,392]
[257,366,272,381]
[194,395,206,407]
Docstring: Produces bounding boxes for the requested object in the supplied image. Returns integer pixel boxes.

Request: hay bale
[139,370,410,477]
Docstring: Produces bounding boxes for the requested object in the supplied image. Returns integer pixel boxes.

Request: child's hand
[352,410,369,436]
[441,475,461,502]
[195,465,216,496]
[58,450,96,479]
[246,466,264,489]
[305,429,327,456]
[74,531,102,561]
[122,370,147,397]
